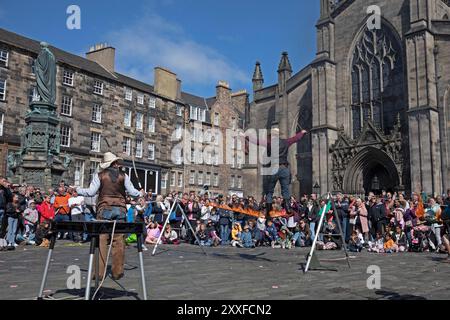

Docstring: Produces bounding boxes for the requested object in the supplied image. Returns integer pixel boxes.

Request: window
[190,149,196,163]
[137,94,144,105]
[230,176,235,188]
[61,96,73,116]
[231,155,236,168]
[60,126,71,147]
[232,117,237,130]
[93,81,104,95]
[89,161,100,183]
[136,112,143,131]
[149,97,156,109]
[0,113,4,136]
[205,173,211,186]
[237,176,242,189]
[213,174,219,187]
[92,104,102,123]
[200,109,206,122]
[214,150,219,166]
[176,105,183,116]
[135,140,143,158]
[74,160,85,187]
[125,88,132,101]
[237,154,243,169]
[124,110,132,127]
[174,148,182,165]
[0,80,6,101]
[190,106,198,120]
[178,174,183,188]
[214,112,220,126]
[189,171,196,185]
[170,172,176,187]
[90,132,101,152]
[175,123,183,139]
[161,172,168,189]
[31,59,36,75]
[198,172,204,186]
[123,137,131,156]
[63,70,74,86]
[237,137,242,151]
[148,143,155,160]
[0,50,8,67]
[148,116,156,133]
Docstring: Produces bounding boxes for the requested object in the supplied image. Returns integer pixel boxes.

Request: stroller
[411,224,437,252]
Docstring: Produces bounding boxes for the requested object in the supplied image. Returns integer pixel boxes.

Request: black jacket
[0,186,13,211]
[6,202,21,219]
[369,203,386,222]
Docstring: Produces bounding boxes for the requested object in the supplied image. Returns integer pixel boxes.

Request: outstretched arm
[286,131,307,147]
[125,174,143,198]
[77,174,101,197]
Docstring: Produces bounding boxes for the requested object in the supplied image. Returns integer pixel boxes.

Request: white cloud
[108,13,247,91]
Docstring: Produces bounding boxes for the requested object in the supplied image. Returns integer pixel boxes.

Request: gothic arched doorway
[343,147,400,195]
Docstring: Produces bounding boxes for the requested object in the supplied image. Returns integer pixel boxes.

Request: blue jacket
[144,203,153,219]
[240,231,253,247]
[266,225,278,240]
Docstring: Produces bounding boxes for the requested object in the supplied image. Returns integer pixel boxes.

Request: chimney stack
[86,43,116,73]
[216,80,231,104]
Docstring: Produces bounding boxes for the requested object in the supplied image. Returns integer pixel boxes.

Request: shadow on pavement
[53,287,141,300]
[374,290,427,301]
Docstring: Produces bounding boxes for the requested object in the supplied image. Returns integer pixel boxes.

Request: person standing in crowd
[335,193,350,243]
[0,177,13,240]
[76,152,144,281]
[23,200,38,244]
[47,188,56,205]
[5,194,22,248]
[426,197,443,250]
[53,186,71,239]
[307,194,320,241]
[68,189,85,243]
[351,198,370,243]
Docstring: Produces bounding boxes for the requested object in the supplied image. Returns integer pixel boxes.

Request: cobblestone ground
[0,242,449,300]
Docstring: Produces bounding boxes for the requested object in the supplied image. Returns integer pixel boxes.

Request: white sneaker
[28,241,36,245]
[142,245,148,251]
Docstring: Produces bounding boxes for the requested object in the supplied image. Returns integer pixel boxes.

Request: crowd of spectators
[0,176,449,261]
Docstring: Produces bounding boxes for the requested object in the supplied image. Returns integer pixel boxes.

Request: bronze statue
[35,42,56,105]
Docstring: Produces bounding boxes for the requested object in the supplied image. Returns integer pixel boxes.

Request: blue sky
[0,0,319,98]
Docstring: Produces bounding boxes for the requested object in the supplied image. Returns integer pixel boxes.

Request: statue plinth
[10,101,67,190]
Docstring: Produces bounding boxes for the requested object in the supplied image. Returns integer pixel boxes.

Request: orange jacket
[53,194,71,215]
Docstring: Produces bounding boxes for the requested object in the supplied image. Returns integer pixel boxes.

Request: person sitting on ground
[206,219,221,247]
[393,225,407,252]
[292,219,311,248]
[348,230,364,253]
[195,223,212,247]
[231,222,243,248]
[384,233,398,253]
[277,226,293,250]
[145,221,161,245]
[265,219,279,248]
[161,224,179,245]
[368,232,385,253]
[241,225,255,248]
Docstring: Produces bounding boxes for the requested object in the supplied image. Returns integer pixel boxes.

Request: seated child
[231,222,243,248]
[241,225,255,248]
[161,225,180,245]
[394,225,407,252]
[277,226,293,250]
[368,232,385,253]
[292,219,312,248]
[195,223,212,247]
[384,233,399,253]
[145,222,161,245]
[348,230,364,252]
[265,219,279,247]
[255,214,267,247]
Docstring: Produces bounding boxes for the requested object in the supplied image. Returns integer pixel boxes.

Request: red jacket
[38,202,55,223]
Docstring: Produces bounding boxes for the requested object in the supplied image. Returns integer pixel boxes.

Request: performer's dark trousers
[266,166,292,206]
[96,207,126,279]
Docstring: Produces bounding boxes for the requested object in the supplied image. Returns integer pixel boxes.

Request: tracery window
[351,25,404,138]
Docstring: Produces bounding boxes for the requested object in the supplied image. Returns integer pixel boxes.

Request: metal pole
[85,237,96,301]
[37,234,56,299]
[151,196,178,256]
[330,195,352,269]
[137,234,148,300]
[305,194,330,273]
[179,203,207,256]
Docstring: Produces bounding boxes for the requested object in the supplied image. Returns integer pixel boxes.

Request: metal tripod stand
[152,196,207,256]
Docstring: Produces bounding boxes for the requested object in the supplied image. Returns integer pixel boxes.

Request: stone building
[0,28,247,196]
[245,0,450,198]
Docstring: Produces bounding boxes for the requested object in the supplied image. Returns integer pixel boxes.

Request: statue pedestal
[11,101,67,190]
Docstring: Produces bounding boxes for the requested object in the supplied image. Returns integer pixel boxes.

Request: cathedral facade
[245,0,450,197]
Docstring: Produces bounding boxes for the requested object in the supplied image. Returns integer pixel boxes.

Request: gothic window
[351,25,404,138]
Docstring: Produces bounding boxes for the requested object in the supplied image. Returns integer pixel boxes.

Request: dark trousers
[266,167,291,205]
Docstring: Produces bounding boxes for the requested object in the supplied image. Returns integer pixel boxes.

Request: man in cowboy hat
[75,152,144,280]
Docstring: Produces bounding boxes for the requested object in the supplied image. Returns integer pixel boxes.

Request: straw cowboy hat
[99,152,123,170]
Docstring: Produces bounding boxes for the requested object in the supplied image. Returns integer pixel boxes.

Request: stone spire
[278,52,293,74]
[252,61,264,92]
